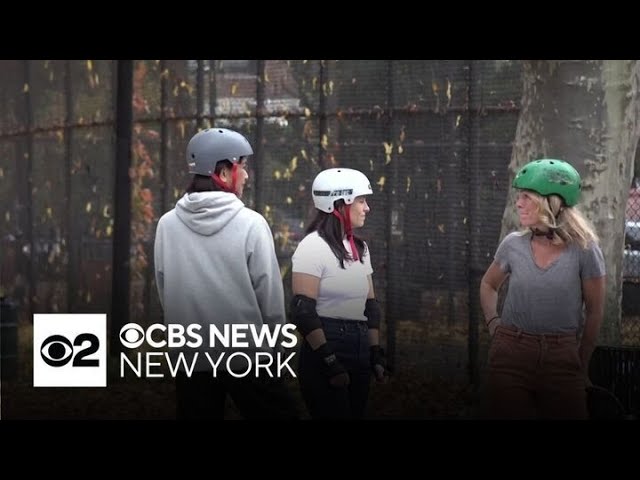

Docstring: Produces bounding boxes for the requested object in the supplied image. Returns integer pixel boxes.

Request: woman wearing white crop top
[290,168,387,419]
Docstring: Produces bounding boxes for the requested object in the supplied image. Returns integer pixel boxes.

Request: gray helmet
[186,128,253,175]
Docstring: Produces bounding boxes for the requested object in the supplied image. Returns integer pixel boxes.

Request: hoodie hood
[175,191,244,236]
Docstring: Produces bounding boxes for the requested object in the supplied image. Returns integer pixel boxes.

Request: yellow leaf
[328,80,334,95]
[301,149,308,160]
[398,145,403,154]
[103,205,112,218]
[264,72,270,83]
[456,115,461,127]
[95,73,100,86]
[280,263,290,279]
[106,225,113,236]
[432,81,439,94]
[85,202,92,213]
[231,83,238,95]
[0,167,3,178]
[286,197,292,204]
[304,108,311,117]
[23,83,29,93]
[383,142,393,164]
[87,60,93,71]
[290,156,298,172]
[321,134,328,149]
[377,176,386,190]
[46,207,52,218]
[5,211,10,222]
[406,176,411,193]
[446,79,452,102]
[274,170,281,180]
[438,224,445,233]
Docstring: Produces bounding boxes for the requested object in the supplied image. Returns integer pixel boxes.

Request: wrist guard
[314,343,347,378]
[370,345,386,370]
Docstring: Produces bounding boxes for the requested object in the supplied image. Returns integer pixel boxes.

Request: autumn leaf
[383,142,393,164]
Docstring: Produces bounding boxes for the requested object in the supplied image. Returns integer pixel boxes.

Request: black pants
[298,318,371,419]
[175,371,299,420]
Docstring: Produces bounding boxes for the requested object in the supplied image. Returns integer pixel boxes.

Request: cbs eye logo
[40,333,100,367]
[33,314,107,387]
[119,323,145,348]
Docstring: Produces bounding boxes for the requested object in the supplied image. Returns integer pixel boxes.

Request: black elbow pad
[364,298,381,329]
[290,294,322,337]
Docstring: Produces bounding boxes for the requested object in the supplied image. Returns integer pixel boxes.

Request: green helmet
[512,158,581,207]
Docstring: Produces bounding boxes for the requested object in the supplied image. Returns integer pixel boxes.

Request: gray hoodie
[154,191,286,372]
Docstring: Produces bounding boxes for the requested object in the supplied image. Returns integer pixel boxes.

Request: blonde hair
[521,190,599,249]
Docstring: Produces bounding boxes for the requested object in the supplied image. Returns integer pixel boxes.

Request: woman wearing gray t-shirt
[480,158,605,419]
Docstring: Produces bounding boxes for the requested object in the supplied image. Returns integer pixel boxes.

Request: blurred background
[0,60,638,419]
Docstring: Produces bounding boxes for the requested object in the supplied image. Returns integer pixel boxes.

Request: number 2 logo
[40,333,100,367]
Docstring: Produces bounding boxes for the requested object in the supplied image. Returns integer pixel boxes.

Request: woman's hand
[488,316,501,337]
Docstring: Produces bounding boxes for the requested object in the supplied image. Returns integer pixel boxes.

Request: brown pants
[485,325,588,419]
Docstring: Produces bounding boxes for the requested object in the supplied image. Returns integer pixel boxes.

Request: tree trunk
[501,60,640,345]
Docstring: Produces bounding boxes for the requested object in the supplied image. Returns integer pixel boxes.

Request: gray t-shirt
[495,231,605,334]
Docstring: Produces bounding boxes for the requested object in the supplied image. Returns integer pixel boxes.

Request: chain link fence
[0,60,638,418]
[623,179,640,344]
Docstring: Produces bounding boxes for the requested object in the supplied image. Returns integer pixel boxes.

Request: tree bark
[501,60,640,345]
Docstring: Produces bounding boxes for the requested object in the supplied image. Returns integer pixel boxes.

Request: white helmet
[312,168,373,213]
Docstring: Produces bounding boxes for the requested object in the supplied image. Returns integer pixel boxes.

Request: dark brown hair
[305,200,366,269]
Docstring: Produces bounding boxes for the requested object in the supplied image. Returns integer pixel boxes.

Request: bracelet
[486,315,500,326]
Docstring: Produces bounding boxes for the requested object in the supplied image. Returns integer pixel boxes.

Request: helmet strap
[332,206,359,262]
